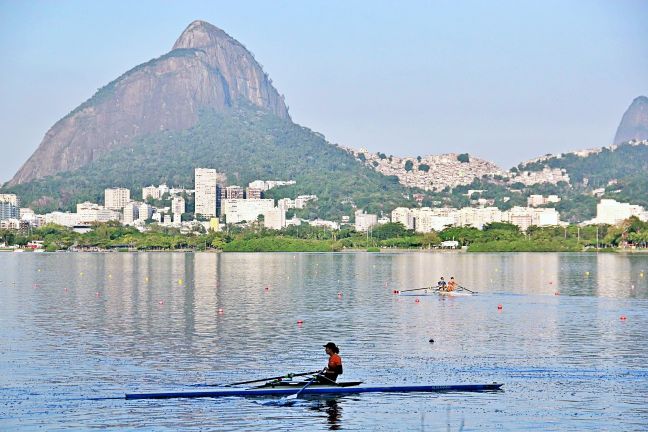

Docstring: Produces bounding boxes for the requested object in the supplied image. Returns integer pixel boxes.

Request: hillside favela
[1,4,648,431]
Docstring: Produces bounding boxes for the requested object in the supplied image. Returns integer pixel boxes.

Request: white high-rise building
[105,188,130,210]
[123,202,140,225]
[391,207,415,230]
[222,199,275,224]
[138,203,153,221]
[172,196,186,216]
[195,168,218,217]
[0,194,20,206]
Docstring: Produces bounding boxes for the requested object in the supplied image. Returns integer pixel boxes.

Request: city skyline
[1,1,647,183]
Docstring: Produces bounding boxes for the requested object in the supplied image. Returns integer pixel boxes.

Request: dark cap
[323,342,339,353]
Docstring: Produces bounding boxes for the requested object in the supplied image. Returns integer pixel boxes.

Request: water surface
[1,252,647,430]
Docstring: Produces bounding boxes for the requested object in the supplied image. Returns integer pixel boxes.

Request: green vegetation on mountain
[1,104,412,219]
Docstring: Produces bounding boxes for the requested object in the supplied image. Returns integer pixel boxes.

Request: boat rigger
[125,383,504,400]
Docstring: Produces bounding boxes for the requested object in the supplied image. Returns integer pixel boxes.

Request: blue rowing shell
[125,383,503,399]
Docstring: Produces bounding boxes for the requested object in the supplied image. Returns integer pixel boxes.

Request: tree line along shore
[3,217,648,253]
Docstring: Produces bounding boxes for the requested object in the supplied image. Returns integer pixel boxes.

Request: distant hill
[614,96,648,145]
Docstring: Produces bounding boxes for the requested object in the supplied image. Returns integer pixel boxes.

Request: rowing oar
[195,370,321,387]
[396,286,435,294]
[458,285,477,294]
[284,368,325,401]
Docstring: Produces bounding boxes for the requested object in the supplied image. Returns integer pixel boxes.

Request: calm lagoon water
[1,251,647,431]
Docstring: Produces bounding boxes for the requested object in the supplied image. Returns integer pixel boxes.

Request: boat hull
[125,383,503,400]
[399,290,472,297]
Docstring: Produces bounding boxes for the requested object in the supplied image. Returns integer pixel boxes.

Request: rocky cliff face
[613,96,648,145]
[8,20,289,186]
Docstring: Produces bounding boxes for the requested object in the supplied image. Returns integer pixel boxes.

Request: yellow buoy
[178,279,183,285]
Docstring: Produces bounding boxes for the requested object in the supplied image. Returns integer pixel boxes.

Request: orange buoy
[620,315,627,321]
[415,298,420,303]
[497,304,503,310]
[297,320,304,324]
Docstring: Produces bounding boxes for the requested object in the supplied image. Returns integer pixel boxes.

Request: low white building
[528,194,561,207]
[76,202,120,224]
[142,186,161,200]
[355,210,378,232]
[278,198,295,210]
[45,212,79,227]
[456,207,502,229]
[588,199,647,225]
[222,199,275,224]
[295,195,318,209]
[309,219,340,230]
[263,207,286,230]
[503,207,560,231]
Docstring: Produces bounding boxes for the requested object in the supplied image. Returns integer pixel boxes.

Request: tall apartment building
[391,207,415,230]
[105,188,131,210]
[172,196,186,216]
[123,202,140,225]
[0,202,19,220]
[0,193,20,207]
[138,203,153,221]
[195,168,218,217]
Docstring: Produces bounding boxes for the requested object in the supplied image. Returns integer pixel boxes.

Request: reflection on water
[0,251,647,431]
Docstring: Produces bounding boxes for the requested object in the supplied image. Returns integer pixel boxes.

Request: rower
[446,277,457,292]
[319,342,343,384]
[437,277,447,291]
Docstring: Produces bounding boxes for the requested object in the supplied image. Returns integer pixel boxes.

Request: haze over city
[1,0,647,184]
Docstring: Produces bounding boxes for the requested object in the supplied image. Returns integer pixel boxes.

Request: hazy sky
[1,1,647,183]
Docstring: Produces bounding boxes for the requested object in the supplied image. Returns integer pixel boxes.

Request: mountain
[613,96,648,145]
[2,21,411,217]
[8,20,289,186]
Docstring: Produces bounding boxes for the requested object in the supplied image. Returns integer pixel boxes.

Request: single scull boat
[125,383,503,399]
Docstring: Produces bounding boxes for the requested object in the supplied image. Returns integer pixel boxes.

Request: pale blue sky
[1,0,647,183]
